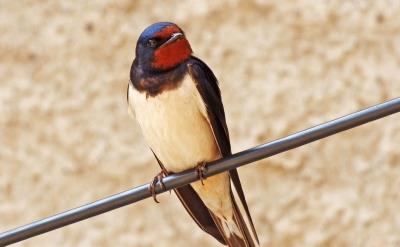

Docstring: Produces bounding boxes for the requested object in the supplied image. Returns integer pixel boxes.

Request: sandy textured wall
[1,1,399,246]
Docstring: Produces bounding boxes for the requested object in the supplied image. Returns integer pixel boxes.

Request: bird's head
[135,22,192,72]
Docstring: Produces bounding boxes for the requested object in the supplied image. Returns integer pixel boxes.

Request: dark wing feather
[174,185,227,245]
[187,56,259,243]
[187,57,231,157]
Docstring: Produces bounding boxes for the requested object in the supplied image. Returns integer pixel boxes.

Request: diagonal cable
[0,97,399,246]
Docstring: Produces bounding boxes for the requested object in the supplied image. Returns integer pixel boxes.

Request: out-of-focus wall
[1,1,399,246]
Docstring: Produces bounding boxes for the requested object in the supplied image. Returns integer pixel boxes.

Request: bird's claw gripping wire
[196,162,208,185]
[148,170,167,203]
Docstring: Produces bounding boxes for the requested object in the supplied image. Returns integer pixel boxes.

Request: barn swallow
[128,22,259,246]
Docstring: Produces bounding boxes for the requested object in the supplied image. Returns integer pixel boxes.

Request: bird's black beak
[161,32,184,47]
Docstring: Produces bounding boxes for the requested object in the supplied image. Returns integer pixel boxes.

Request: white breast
[129,75,220,172]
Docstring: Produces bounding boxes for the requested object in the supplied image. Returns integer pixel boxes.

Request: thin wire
[1,98,399,246]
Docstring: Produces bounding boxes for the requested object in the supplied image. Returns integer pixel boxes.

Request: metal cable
[1,97,399,246]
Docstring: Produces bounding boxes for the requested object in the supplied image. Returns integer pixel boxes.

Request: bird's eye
[147,39,157,48]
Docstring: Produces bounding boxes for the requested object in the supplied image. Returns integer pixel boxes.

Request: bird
[127,22,259,247]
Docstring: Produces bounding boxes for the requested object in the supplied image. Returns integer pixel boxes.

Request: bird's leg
[195,161,208,185]
[148,170,167,203]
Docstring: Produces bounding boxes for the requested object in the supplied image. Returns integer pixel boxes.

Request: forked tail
[210,188,259,247]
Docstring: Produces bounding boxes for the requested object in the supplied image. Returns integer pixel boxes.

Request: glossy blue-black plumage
[138,22,175,42]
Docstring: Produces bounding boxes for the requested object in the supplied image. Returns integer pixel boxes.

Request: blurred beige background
[1,1,399,246]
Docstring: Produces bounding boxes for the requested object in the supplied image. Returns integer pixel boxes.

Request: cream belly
[129,75,233,219]
[129,75,220,172]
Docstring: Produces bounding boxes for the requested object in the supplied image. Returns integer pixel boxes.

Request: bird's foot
[148,170,167,203]
[195,161,208,185]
